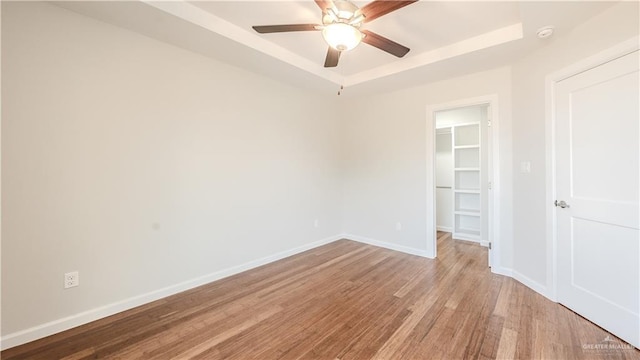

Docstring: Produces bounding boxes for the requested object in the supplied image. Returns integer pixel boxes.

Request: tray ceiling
[54,1,620,94]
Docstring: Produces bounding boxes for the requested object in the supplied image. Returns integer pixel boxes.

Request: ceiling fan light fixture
[322,23,362,51]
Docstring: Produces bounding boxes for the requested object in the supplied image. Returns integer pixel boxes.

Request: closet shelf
[456,227,481,235]
[455,210,481,216]
[453,231,481,241]
[454,167,480,171]
[454,189,480,194]
[454,145,480,149]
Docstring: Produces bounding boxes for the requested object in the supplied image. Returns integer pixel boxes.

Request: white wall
[511,1,639,292]
[435,106,484,128]
[435,131,452,231]
[1,1,342,342]
[341,67,513,268]
[4,0,636,350]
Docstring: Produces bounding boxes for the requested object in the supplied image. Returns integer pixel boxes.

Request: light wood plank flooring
[3,232,639,359]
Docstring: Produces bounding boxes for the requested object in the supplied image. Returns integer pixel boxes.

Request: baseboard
[453,237,482,245]
[512,270,553,301]
[1,232,556,351]
[341,233,432,258]
[480,240,490,247]
[0,234,343,351]
[436,226,452,233]
[493,268,556,301]
[491,266,513,277]
[452,233,481,243]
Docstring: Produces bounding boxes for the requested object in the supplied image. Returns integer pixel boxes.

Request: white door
[555,50,639,348]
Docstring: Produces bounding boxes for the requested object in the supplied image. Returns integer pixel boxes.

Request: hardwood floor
[3,232,639,359]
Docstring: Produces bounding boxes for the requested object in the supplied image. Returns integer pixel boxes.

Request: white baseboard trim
[454,237,482,245]
[452,233,481,243]
[0,234,343,351]
[512,270,553,301]
[341,233,431,258]
[491,266,513,277]
[436,226,452,233]
[480,240,490,247]
[2,232,558,351]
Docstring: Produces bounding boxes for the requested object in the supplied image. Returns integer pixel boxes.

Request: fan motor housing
[322,0,362,26]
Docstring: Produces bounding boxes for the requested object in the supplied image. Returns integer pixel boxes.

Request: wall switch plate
[396,222,402,231]
[520,161,531,173]
[64,271,79,289]
[314,219,319,228]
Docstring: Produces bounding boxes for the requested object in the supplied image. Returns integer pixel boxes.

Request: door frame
[545,36,639,302]
[426,95,501,270]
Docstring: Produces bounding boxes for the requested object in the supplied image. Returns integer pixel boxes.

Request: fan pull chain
[338,85,344,96]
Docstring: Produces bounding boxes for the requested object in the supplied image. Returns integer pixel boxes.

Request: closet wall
[435,129,453,231]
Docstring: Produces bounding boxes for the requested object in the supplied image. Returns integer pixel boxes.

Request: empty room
[1,1,639,359]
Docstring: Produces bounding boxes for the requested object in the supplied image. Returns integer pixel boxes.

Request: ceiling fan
[252,0,418,68]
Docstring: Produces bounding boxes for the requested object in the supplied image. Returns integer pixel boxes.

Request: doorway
[427,96,499,267]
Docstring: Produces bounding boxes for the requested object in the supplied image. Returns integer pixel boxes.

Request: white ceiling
[55,1,619,95]
[189,1,522,75]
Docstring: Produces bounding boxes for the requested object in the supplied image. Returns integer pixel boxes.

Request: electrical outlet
[64,271,79,289]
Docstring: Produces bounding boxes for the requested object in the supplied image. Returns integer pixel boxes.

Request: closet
[435,105,488,243]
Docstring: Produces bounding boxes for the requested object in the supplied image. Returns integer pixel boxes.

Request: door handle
[554,200,570,208]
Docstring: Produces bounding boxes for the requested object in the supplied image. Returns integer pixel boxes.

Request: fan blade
[252,24,321,33]
[324,47,341,67]
[360,0,418,23]
[314,0,335,13]
[361,30,410,57]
